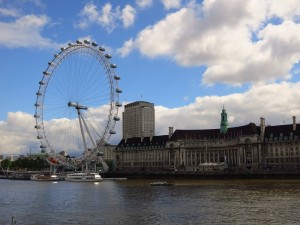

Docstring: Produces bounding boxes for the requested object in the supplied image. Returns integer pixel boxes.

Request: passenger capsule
[110,64,117,68]
[84,40,90,44]
[37,135,43,139]
[97,152,104,156]
[116,102,122,107]
[35,125,41,129]
[36,92,42,96]
[43,71,50,76]
[48,62,55,66]
[39,81,45,85]
[68,43,74,47]
[92,42,98,47]
[116,88,122,93]
[34,103,41,107]
[113,116,120,121]
[109,130,116,134]
[76,40,82,44]
[61,47,65,51]
[105,54,112,59]
[99,47,105,51]
[114,75,121,80]
[54,54,60,58]
[34,114,40,118]
[40,145,46,149]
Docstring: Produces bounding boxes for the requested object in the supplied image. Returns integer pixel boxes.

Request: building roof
[116,135,169,149]
[169,123,258,141]
[264,123,300,137]
[124,101,154,108]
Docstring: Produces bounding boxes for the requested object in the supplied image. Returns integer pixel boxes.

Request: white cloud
[0,112,38,156]
[100,3,118,28]
[136,0,153,9]
[0,8,20,17]
[0,105,123,156]
[26,0,45,8]
[77,2,136,32]
[117,38,134,57]
[161,0,181,10]
[120,0,300,86]
[155,81,300,135]
[2,82,300,155]
[121,5,136,28]
[0,14,61,49]
[77,2,119,32]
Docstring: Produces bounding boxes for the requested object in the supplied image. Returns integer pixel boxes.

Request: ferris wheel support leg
[80,113,96,147]
[77,109,88,153]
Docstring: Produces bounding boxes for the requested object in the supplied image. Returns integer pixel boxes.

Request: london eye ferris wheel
[34,40,122,167]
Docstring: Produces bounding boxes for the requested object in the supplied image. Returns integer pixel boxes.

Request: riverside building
[122,101,155,140]
[115,107,300,174]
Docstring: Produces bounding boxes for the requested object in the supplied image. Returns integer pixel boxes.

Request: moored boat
[30,174,59,181]
[150,181,173,186]
[65,172,102,182]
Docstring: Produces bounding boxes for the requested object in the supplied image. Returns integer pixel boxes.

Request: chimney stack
[260,117,265,138]
[169,127,174,139]
[150,130,154,141]
[293,116,296,131]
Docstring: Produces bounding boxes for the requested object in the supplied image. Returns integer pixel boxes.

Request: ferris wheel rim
[34,40,122,167]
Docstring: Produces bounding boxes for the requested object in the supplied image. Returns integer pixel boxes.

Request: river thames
[0,178,299,225]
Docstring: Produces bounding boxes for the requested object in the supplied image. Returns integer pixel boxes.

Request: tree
[0,159,11,171]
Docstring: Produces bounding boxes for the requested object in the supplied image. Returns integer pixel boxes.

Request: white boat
[30,174,59,181]
[150,181,173,186]
[65,172,102,182]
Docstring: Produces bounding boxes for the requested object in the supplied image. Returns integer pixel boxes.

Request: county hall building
[115,101,300,174]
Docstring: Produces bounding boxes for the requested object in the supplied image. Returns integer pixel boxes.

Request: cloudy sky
[1,0,300,156]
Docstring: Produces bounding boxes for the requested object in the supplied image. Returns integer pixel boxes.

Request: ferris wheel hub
[68,102,88,110]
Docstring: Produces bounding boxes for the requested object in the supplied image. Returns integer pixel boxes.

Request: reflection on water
[0,179,299,224]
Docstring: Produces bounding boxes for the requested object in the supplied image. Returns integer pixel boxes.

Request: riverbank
[103,171,300,180]
[1,171,299,180]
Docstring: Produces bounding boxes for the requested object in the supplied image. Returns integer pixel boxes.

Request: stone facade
[115,116,300,174]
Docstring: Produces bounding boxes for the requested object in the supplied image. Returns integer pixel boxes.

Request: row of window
[265,135,299,142]
[118,145,165,150]
[266,158,300,163]
[123,153,168,161]
[184,139,238,146]
[267,147,299,156]
[122,162,166,167]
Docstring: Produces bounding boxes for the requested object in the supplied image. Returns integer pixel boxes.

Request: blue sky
[1,0,300,155]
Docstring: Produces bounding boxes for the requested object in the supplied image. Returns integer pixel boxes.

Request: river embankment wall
[104,171,300,180]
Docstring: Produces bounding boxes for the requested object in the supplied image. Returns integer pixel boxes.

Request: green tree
[0,159,11,173]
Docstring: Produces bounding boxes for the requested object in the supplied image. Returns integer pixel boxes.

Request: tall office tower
[122,101,155,139]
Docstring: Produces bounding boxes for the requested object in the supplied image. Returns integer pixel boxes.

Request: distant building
[116,135,169,171]
[115,107,300,174]
[27,152,48,160]
[122,101,155,139]
[261,116,300,172]
[9,155,20,161]
[101,144,116,161]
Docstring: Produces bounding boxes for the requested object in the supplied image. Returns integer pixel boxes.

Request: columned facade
[114,108,300,174]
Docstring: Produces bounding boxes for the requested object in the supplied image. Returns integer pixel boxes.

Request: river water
[0,178,299,225]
